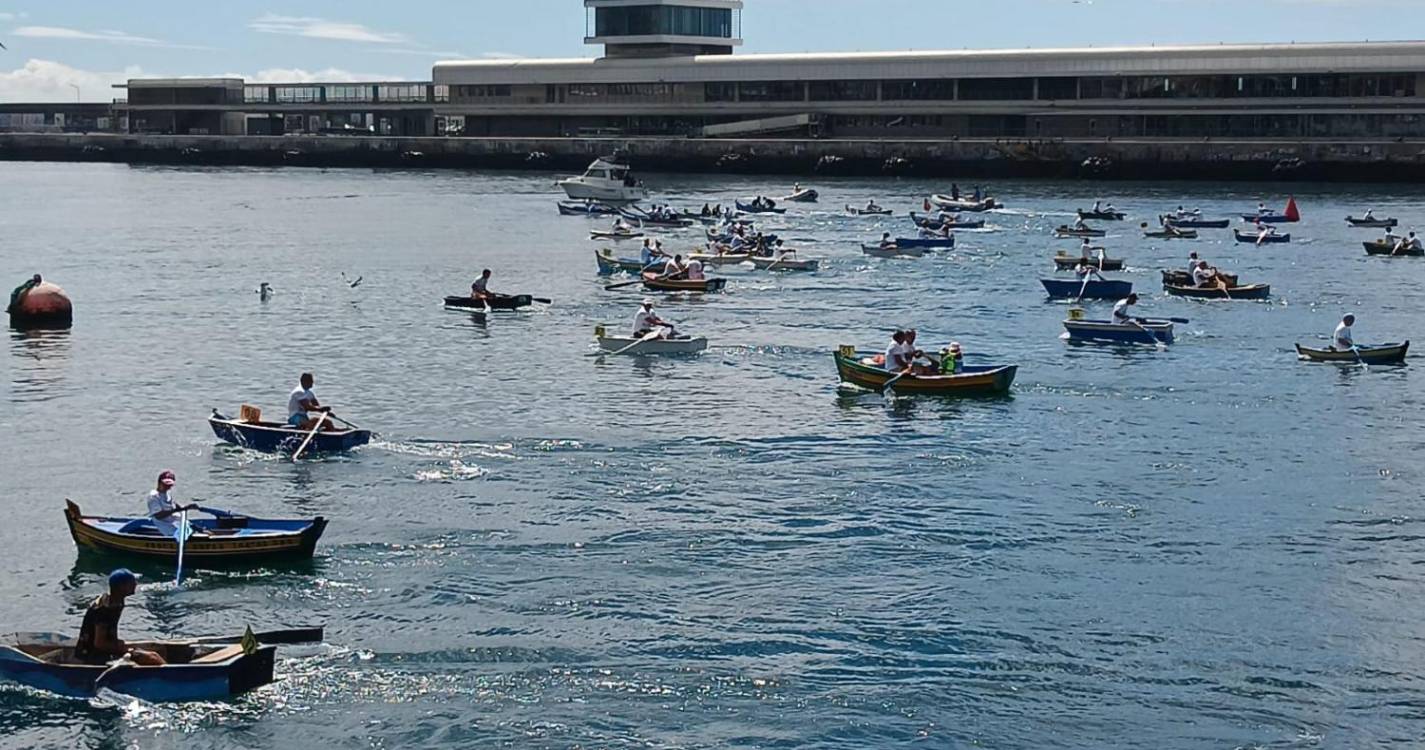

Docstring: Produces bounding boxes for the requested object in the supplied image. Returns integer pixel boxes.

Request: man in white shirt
[146,470,195,537]
[287,373,331,430]
[883,330,911,372]
[470,269,492,300]
[1333,314,1355,350]
[632,299,674,338]
[685,258,705,281]
[1112,294,1139,325]
[1191,261,1217,288]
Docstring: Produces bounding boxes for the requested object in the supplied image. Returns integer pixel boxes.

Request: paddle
[325,412,363,432]
[291,413,327,461]
[589,329,663,357]
[1140,316,1191,325]
[1075,271,1094,302]
[189,626,325,645]
[93,655,135,692]
[1350,345,1370,371]
[1218,278,1232,300]
[174,509,192,586]
[603,261,666,290]
[881,367,913,393]
[765,252,790,272]
[1128,319,1165,349]
[531,297,552,304]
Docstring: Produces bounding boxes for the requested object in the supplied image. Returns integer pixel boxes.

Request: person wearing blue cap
[73,569,165,666]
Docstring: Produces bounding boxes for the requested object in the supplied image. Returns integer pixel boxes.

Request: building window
[1080,77,1122,99]
[275,86,322,104]
[433,85,450,103]
[705,82,736,102]
[738,81,803,102]
[378,84,428,103]
[244,86,270,103]
[459,84,511,98]
[958,78,1034,101]
[1036,77,1078,100]
[809,81,877,101]
[881,79,956,100]
[326,85,372,103]
[595,5,732,38]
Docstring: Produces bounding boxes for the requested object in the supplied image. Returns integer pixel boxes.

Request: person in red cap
[147,470,196,538]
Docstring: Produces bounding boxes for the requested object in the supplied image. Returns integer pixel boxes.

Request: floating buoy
[7,277,72,330]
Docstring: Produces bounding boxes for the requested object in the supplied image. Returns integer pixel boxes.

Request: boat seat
[191,644,245,664]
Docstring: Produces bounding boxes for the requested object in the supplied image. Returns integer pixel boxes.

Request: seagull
[341,272,363,289]
[257,282,273,301]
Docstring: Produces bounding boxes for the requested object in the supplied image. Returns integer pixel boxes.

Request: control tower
[584,0,742,58]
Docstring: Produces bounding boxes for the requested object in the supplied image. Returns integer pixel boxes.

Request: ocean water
[3,162,1425,749]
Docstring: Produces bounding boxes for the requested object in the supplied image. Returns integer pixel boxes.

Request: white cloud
[0,58,142,102]
[12,25,208,49]
[248,14,408,44]
[376,47,468,59]
[245,67,396,83]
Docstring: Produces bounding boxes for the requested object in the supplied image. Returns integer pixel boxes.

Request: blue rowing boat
[1063,318,1174,345]
[557,201,619,216]
[1233,230,1292,244]
[0,631,277,702]
[595,249,665,275]
[1040,278,1133,300]
[894,235,956,249]
[65,501,327,564]
[208,411,371,454]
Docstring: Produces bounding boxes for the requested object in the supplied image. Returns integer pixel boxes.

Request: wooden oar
[174,509,190,586]
[291,414,327,461]
[1129,320,1165,348]
[765,252,790,272]
[881,367,913,392]
[325,412,362,432]
[1075,272,1094,302]
[603,261,667,291]
[190,626,324,645]
[1350,345,1370,370]
[530,297,553,304]
[589,329,663,357]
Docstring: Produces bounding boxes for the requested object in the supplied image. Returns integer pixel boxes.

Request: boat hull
[930,195,1000,211]
[781,189,818,203]
[1078,210,1125,221]
[1063,319,1174,345]
[559,181,646,203]
[64,501,326,563]
[1040,279,1133,300]
[641,274,727,293]
[1295,341,1409,364]
[1053,255,1124,271]
[595,250,665,274]
[597,336,708,355]
[1347,217,1397,228]
[557,202,618,216]
[1363,240,1424,256]
[1055,227,1106,238]
[590,231,643,241]
[1144,229,1198,239]
[909,213,985,229]
[735,201,786,214]
[895,236,956,249]
[1161,270,1239,287]
[861,244,925,258]
[1164,283,1271,300]
[1240,214,1297,224]
[1164,217,1230,229]
[834,351,1016,395]
[750,256,819,271]
[0,632,276,702]
[1234,230,1291,243]
[442,294,533,311]
[208,415,371,454]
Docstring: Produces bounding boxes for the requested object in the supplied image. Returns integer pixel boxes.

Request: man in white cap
[632,298,675,339]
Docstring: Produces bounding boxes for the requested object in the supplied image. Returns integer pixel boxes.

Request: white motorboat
[558,158,648,203]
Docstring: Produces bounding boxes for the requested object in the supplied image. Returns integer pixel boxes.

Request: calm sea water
[3,162,1425,749]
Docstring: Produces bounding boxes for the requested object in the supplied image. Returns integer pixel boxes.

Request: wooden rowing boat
[1063,318,1174,345]
[1363,240,1424,256]
[0,631,279,702]
[1078,209,1126,221]
[595,249,665,274]
[1143,228,1199,239]
[930,195,1001,212]
[861,244,925,258]
[750,255,819,271]
[1295,341,1409,364]
[688,252,752,266]
[208,411,371,454]
[640,273,727,293]
[1163,216,1230,229]
[1040,278,1133,300]
[442,294,534,311]
[736,200,786,214]
[1055,226,1106,238]
[780,188,818,203]
[833,348,1017,396]
[909,212,985,229]
[1164,283,1271,300]
[64,500,326,563]
[1346,216,1398,228]
[590,230,643,241]
[846,205,893,215]
[895,236,956,249]
[1234,230,1291,244]
[596,331,708,355]
[1053,254,1124,271]
[557,201,619,216]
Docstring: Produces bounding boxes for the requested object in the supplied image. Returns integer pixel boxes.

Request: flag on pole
[240,626,259,656]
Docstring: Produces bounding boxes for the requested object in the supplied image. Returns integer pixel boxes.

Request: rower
[257,282,273,302]
[1333,314,1355,350]
[664,254,687,279]
[905,330,935,375]
[685,258,705,281]
[701,203,711,217]
[866,199,882,212]
[1074,259,1105,281]
[1363,208,1375,221]
[950,184,961,201]
[74,569,165,666]
[1112,293,1139,325]
[470,269,493,301]
[632,298,675,339]
[1073,216,1089,231]
[879,232,895,250]
[147,470,196,538]
[1257,202,1269,216]
[639,239,662,268]
[883,330,911,372]
[1092,200,1102,213]
[1186,251,1200,273]
[1393,231,1422,255]
[1191,260,1218,288]
[288,372,333,431]
[1105,202,1117,213]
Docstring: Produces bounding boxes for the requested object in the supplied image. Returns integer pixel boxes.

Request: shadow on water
[9,328,72,402]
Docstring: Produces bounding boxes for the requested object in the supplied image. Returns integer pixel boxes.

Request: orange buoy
[7,276,73,329]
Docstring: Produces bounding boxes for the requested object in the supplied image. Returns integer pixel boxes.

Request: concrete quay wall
[2,132,1424,181]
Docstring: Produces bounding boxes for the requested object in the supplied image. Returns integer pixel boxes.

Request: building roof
[435,40,1425,85]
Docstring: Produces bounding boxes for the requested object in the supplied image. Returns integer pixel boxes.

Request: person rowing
[904,330,936,375]
[1074,258,1106,281]
[1112,293,1139,325]
[639,239,665,269]
[1254,219,1277,246]
[950,184,961,201]
[1362,208,1376,221]
[662,254,687,280]
[288,372,334,431]
[866,199,883,213]
[1072,216,1089,232]
[632,298,677,339]
[882,330,913,373]
[879,232,896,250]
[74,569,166,667]
[146,469,196,538]
[612,217,635,233]
[685,258,705,281]
[1257,202,1270,216]
[1091,200,1103,213]
[1393,230,1422,256]
[1191,260,1221,288]
[1078,237,1106,263]
[1333,314,1355,350]
[470,269,493,301]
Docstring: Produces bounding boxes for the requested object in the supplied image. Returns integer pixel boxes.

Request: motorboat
[557,158,648,203]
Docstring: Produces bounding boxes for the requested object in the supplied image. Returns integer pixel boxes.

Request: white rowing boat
[596,334,708,355]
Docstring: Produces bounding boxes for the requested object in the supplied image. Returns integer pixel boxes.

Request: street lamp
[68,83,80,102]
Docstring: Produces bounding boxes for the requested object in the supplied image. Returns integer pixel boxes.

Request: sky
[0,0,1418,102]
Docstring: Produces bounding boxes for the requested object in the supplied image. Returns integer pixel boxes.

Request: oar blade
[192,626,325,645]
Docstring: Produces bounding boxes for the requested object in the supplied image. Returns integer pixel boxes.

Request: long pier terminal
[3,1,1425,179]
